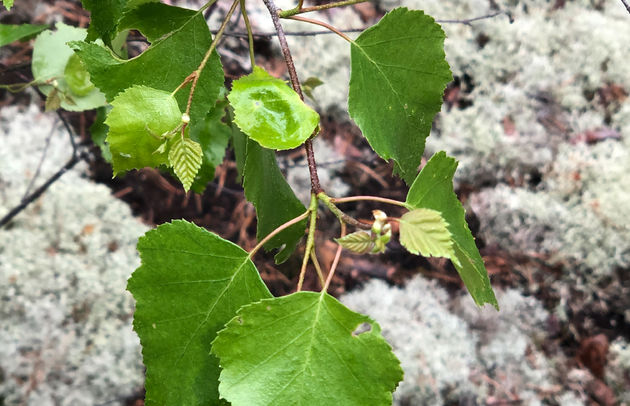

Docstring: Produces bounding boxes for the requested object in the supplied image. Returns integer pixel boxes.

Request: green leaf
[398,208,455,259]
[232,127,306,264]
[349,7,452,184]
[80,0,125,45]
[1,0,14,10]
[117,1,194,42]
[228,66,320,150]
[64,53,95,96]
[70,3,223,131]
[212,292,403,405]
[188,97,231,193]
[128,220,272,405]
[90,106,113,163]
[336,230,374,254]
[406,151,498,309]
[168,137,203,192]
[0,23,48,47]
[31,23,106,111]
[302,76,324,100]
[105,85,181,174]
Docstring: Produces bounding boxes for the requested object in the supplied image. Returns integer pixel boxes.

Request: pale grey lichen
[342,276,581,404]
[607,338,630,404]
[0,104,147,405]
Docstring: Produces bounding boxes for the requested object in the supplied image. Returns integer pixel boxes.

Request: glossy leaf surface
[105,85,181,174]
[32,23,106,111]
[0,23,47,47]
[232,127,306,263]
[406,151,498,308]
[128,220,271,405]
[398,208,454,259]
[212,292,403,405]
[349,7,452,184]
[229,66,320,150]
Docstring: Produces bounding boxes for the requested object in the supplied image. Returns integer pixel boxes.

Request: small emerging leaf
[302,76,323,100]
[44,88,61,111]
[212,292,403,405]
[228,66,320,150]
[1,0,14,10]
[336,231,374,254]
[398,208,455,259]
[105,85,182,175]
[168,136,202,192]
[64,53,95,96]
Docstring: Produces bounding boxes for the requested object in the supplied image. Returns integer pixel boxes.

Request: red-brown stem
[262,0,322,194]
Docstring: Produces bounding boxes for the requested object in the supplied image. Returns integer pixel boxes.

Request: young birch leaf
[105,85,181,174]
[336,230,374,254]
[70,3,223,130]
[90,106,113,163]
[406,151,498,309]
[168,137,202,192]
[64,53,95,96]
[128,220,272,405]
[228,66,320,150]
[31,23,106,111]
[1,0,13,10]
[0,23,48,47]
[398,208,455,259]
[349,7,452,184]
[212,292,403,406]
[232,127,306,264]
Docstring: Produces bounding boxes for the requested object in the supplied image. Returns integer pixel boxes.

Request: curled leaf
[336,231,375,254]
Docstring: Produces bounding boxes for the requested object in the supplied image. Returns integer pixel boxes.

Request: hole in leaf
[352,322,372,336]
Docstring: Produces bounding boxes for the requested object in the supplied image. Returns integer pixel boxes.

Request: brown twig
[621,0,630,14]
[262,0,322,194]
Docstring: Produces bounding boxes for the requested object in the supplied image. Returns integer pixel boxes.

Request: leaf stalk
[297,193,319,291]
[279,0,368,18]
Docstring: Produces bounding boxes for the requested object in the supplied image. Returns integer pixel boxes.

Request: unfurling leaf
[349,7,452,184]
[398,208,454,259]
[406,151,498,309]
[1,0,14,10]
[64,53,95,96]
[336,231,374,254]
[212,292,403,406]
[168,137,202,192]
[228,66,320,150]
[105,85,181,175]
[302,76,323,100]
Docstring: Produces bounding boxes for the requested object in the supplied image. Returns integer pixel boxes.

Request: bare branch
[621,0,630,14]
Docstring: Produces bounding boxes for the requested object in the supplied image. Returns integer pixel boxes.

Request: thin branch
[214,11,511,39]
[318,193,372,230]
[248,210,310,259]
[621,0,630,14]
[22,119,58,199]
[262,0,322,194]
[323,221,345,292]
[279,0,368,18]
[330,195,411,209]
[297,194,318,291]
[240,0,256,68]
[185,0,240,117]
[0,155,82,228]
[310,249,326,287]
[286,15,352,42]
